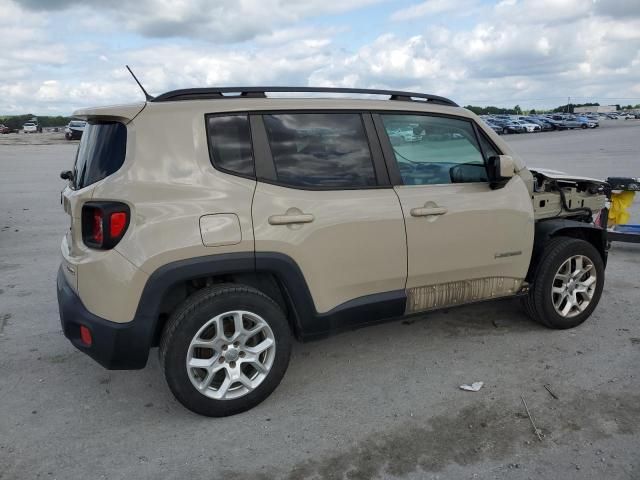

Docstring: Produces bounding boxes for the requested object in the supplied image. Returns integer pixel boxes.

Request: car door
[251,111,407,327]
[373,112,534,314]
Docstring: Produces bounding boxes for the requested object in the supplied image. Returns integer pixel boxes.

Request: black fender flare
[135,252,405,351]
[527,218,608,281]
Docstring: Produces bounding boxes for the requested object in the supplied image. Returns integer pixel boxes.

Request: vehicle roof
[73,97,474,121]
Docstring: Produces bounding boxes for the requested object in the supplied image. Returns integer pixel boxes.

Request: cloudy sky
[1,0,639,115]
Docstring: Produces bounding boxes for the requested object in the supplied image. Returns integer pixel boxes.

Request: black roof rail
[151,86,458,107]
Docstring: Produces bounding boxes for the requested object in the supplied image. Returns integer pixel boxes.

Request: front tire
[521,237,604,329]
[159,284,292,416]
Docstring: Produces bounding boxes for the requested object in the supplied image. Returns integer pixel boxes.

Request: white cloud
[391,0,478,21]
[2,0,640,114]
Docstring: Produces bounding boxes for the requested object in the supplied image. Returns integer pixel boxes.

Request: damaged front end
[530,168,608,223]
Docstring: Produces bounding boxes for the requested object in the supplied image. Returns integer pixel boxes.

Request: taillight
[92,210,104,244]
[82,202,130,249]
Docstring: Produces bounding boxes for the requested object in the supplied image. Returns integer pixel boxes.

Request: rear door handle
[410,206,448,217]
[268,213,315,225]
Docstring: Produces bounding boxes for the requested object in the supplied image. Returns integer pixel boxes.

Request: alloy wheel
[186,310,276,400]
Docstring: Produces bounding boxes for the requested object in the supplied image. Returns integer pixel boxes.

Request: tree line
[0,114,73,130]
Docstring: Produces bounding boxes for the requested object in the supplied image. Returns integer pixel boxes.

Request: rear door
[251,112,407,319]
[374,112,533,313]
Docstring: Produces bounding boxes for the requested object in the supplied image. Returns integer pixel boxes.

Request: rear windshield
[73,122,127,189]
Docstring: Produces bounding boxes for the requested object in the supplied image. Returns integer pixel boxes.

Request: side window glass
[381,114,488,185]
[206,114,255,177]
[263,113,377,188]
[476,128,500,160]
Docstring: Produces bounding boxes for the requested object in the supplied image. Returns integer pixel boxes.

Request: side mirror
[487,155,515,189]
[60,170,74,181]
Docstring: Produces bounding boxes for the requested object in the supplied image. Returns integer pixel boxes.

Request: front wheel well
[527,221,607,282]
[152,272,298,346]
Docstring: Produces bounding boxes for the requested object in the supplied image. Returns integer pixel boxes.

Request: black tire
[581,124,587,129]
[159,284,292,417]
[521,237,604,329]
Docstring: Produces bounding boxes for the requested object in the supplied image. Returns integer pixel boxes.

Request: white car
[512,120,540,133]
[620,113,635,120]
[23,122,38,133]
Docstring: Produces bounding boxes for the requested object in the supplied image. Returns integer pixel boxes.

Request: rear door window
[262,113,377,188]
[73,122,127,189]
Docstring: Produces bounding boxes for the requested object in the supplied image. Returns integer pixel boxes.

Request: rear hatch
[60,103,144,290]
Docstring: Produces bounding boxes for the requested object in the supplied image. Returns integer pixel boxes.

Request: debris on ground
[459,382,484,392]
[544,384,559,400]
[521,395,544,441]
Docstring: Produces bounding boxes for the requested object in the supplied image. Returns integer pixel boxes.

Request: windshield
[73,121,127,189]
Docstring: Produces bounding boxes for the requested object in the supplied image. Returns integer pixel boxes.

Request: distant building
[574,105,616,114]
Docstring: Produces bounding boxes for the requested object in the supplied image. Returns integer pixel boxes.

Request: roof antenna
[126,65,154,101]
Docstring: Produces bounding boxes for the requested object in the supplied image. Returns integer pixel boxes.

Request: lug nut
[233,342,239,347]
[229,361,236,368]
[219,356,225,363]
[239,351,245,358]
[222,345,228,351]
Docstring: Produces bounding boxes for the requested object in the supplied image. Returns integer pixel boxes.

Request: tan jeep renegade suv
[57,87,608,416]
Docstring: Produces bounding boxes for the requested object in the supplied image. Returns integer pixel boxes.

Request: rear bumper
[56,266,151,369]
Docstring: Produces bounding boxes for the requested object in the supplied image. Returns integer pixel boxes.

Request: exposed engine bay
[530,168,608,221]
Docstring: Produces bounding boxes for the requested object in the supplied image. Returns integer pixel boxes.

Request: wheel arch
[527,218,608,282]
[138,252,406,356]
[138,253,312,347]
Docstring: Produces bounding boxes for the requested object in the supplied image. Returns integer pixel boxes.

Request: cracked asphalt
[1,120,639,479]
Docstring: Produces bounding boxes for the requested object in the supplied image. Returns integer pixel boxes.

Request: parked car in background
[23,122,38,133]
[619,113,635,120]
[490,118,525,134]
[512,120,540,133]
[522,117,554,131]
[484,121,504,134]
[560,116,595,129]
[65,120,86,140]
[0,124,10,134]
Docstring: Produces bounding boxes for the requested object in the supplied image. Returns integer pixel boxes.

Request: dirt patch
[218,389,640,480]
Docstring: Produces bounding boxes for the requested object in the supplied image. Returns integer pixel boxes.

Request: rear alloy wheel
[521,237,604,329]
[160,284,291,416]
[185,310,276,401]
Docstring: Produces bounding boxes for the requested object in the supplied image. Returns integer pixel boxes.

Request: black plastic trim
[250,114,277,181]
[58,251,408,369]
[528,219,609,281]
[152,86,458,106]
[57,267,151,369]
[255,252,406,339]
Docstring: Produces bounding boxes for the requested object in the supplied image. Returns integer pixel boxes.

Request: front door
[374,112,534,313]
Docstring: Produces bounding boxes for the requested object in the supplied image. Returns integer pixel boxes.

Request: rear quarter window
[73,122,127,189]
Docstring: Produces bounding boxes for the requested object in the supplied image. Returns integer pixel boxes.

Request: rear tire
[521,237,604,329]
[159,284,292,416]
